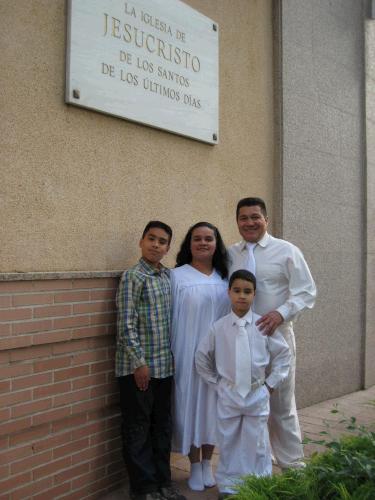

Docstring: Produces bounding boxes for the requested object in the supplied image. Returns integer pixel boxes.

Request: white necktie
[235,319,252,398]
[246,243,256,276]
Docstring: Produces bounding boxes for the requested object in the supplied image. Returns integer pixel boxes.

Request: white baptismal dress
[171,264,230,455]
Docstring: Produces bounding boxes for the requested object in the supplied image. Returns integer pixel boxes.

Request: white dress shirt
[195,309,291,391]
[228,233,316,321]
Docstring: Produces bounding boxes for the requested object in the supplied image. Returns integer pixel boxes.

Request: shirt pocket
[257,261,286,289]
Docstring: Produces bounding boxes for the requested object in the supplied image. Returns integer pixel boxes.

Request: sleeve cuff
[276,305,289,322]
[133,357,147,369]
[265,374,281,389]
[207,374,220,385]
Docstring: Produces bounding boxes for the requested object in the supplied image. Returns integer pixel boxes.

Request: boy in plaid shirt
[116,221,185,500]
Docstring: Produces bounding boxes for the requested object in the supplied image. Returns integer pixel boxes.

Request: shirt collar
[257,232,270,248]
[239,231,270,251]
[139,258,169,275]
[231,309,254,326]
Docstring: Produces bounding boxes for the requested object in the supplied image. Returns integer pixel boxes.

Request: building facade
[1,0,374,498]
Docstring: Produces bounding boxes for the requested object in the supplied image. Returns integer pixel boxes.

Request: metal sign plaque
[66,0,219,144]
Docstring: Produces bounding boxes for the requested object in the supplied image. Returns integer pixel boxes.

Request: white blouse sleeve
[195,326,219,386]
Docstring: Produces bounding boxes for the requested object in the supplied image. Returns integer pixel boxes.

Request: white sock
[188,462,204,491]
[202,459,216,487]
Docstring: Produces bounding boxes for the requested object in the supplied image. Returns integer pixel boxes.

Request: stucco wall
[279,0,366,406]
[0,0,275,272]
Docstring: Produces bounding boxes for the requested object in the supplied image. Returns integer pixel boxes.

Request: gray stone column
[277,0,367,407]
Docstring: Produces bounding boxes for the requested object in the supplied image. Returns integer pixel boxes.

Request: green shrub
[234,469,314,499]
[233,411,375,499]
[305,433,375,499]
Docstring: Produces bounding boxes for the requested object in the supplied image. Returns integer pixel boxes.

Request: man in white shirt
[227,197,316,469]
[195,270,290,497]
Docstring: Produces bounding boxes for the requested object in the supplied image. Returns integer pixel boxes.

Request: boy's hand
[256,311,283,336]
[134,365,150,391]
[265,382,274,394]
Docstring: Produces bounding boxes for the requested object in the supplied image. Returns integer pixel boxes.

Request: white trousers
[268,325,303,468]
[216,382,272,494]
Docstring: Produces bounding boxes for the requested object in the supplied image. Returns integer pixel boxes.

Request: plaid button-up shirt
[115,258,173,378]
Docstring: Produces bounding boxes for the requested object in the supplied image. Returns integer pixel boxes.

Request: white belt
[221,377,265,392]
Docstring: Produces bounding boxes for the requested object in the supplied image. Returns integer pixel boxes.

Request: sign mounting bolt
[73,89,80,99]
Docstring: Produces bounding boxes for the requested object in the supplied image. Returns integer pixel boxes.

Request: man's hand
[256,310,283,336]
[134,365,150,391]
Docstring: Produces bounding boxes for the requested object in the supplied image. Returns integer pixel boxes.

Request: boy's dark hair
[176,222,228,279]
[142,221,173,243]
[236,197,267,219]
[229,269,256,290]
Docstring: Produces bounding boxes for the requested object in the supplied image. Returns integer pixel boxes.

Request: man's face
[139,228,170,267]
[237,205,268,243]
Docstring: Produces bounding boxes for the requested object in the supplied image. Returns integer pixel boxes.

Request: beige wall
[1,0,275,272]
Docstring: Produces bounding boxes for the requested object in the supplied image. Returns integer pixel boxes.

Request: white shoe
[282,461,306,471]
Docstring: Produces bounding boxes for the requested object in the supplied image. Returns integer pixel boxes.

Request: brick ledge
[0,271,123,281]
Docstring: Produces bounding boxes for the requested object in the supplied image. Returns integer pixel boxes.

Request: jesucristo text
[103,13,201,73]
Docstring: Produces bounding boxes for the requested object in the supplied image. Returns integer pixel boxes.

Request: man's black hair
[236,197,267,219]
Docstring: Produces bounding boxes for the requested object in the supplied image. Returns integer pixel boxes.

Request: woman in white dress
[171,222,230,491]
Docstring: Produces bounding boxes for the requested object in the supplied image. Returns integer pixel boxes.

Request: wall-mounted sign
[66,0,219,144]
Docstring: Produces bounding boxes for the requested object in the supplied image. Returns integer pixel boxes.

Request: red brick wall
[0,276,126,499]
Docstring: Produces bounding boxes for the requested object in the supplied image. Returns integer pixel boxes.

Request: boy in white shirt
[195,270,291,498]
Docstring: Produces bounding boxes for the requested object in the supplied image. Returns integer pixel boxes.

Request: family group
[115,197,316,500]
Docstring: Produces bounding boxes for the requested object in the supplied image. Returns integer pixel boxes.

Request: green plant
[233,409,375,499]
[233,469,314,499]
[303,409,375,499]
